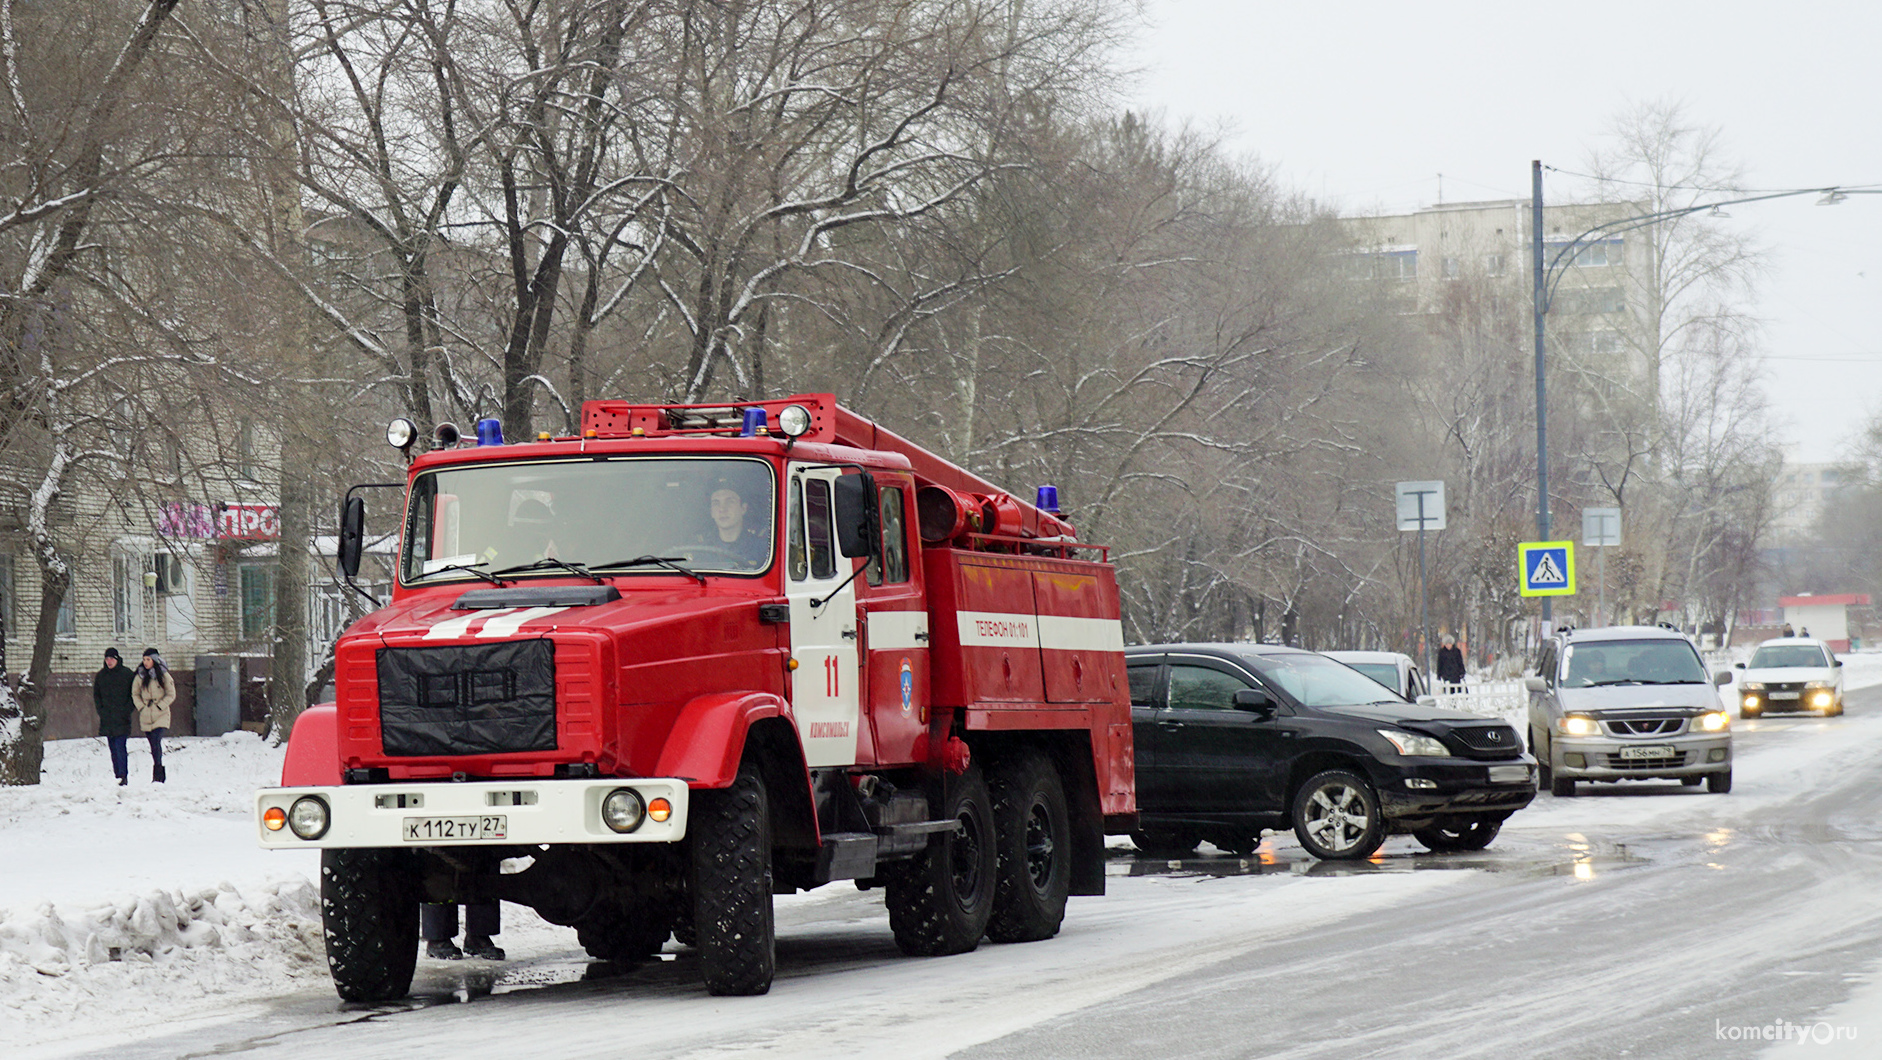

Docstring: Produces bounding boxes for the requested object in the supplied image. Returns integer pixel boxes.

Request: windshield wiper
[593,555,707,587]
[489,557,608,584]
[1585,679,1646,686]
[409,561,504,586]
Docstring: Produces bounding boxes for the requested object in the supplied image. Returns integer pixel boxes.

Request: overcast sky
[1122,1,1882,463]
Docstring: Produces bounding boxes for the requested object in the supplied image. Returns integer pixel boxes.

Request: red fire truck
[256,395,1134,999]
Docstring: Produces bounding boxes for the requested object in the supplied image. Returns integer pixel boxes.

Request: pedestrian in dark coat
[93,648,136,785]
[134,648,176,783]
[1435,635,1467,694]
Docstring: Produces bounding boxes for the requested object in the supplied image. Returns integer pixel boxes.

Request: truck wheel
[690,762,774,995]
[1130,830,1199,858]
[1708,768,1733,794]
[986,751,1071,943]
[321,848,419,1003]
[1414,815,1501,852]
[1291,769,1384,860]
[886,763,997,956]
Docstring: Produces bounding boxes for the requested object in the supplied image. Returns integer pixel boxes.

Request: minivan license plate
[1619,745,1674,760]
[403,815,507,841]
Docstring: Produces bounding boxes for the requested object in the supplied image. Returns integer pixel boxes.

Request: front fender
[280,704,341,786]
[655,690,792,788]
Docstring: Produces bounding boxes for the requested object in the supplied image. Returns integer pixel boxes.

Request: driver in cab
[695,479,769,570]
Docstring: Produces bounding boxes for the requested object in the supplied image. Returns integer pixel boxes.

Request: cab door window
[876,486,909,584]
[804,477,836,579]
[787,476,808,581]
[1128,663,1161,707]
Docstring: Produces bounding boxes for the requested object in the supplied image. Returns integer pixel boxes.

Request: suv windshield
[1562,639,1707,687]
[401,457,775,582]
[1252,653,1407,707]
[1747,644,1830,669]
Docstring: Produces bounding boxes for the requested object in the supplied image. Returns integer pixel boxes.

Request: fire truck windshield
[400,457,776,583]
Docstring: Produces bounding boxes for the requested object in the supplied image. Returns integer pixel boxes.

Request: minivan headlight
[1378,729,1449,756]
[1738,681,1765,692]
[1558,715,1601,737]
[1691,711,1729,733]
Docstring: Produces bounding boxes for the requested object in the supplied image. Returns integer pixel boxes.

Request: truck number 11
[824,654,840,697]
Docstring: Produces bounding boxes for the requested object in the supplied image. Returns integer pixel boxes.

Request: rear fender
[280,704,341,786]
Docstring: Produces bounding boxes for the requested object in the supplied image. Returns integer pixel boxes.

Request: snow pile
[0,879,323,1029]
[0,732,327,1045]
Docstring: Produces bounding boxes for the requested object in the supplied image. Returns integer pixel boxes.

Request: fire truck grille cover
[376,640,558,756]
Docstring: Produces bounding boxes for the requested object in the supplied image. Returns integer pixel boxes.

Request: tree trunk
[268,432,313,740]
[4,564,71,785]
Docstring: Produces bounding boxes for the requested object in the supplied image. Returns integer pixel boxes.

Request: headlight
[1804,681,1834,690]
[386,418,417,450]
[1738,681,1765,692]
[601,788,646,833]
[1692,711,1730,733]
[1559,715,1601,737]
[287,796,330,840]
[777,404,813,438]
[1378,729,1449,756]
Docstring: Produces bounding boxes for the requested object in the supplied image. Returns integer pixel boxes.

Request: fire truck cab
[257,395,1135,999]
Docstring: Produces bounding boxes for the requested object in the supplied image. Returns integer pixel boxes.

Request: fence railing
[1430,678,1528,723]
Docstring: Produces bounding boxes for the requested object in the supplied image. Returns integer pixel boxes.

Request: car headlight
[287,796,330,840]
[1804,681,1835,690]
[601,788,646,833]
[1377,729,1449,756]
[1558,715,1601,737]
[1738,681,1765,692]
[1691,711,1730,733]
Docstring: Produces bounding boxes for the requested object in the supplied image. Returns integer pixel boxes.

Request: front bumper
[255,778,691,849]
[1554,734,1731,781]
[1374,756,1538,820]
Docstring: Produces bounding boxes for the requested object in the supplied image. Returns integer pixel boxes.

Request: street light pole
[1526,166,1871,637]
[1531,161,1551,629]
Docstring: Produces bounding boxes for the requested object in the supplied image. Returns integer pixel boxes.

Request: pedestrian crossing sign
[1518,541,1576,597]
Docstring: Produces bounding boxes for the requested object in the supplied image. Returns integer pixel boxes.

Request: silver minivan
[1525,626,1734,796]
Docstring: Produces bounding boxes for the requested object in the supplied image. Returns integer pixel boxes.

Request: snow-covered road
[10,670,1882,1058]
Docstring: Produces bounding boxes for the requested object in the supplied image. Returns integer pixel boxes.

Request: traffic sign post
[1518,541,1576,598]
[1581,508,1620,626]
[1397,482,1446,682]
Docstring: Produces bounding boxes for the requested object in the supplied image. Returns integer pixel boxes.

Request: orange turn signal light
[263,807,287,831]
[647,797,672,823]
[786,657,799,671]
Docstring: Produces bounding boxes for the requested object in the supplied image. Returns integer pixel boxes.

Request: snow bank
[0,733,326,1045]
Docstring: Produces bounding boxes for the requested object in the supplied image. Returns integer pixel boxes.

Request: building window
[238,562,276,640]
[1380,251,1416,281]
[1548,239,1621,269]
[55,585,74,638]
[0,554,12,638]
[155,551,188,595]
[1484,254,1505,276]
[237,419,260,482]
[1442,257,1461,279]
[1589,330,1627,356]
[1556,287,1627,315]
[113,554,146,638]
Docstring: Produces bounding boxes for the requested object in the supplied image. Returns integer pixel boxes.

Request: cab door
[854,476,928,766]
[786,465,862,768]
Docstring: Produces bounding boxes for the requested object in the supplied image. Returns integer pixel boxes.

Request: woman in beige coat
[134,648,176,783]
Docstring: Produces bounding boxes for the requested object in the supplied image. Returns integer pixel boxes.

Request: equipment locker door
[787,465,863,767]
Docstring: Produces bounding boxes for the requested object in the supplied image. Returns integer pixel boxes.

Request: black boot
[153,764,166,783]
[463,935,506,960]
[425,938,464,960]
[117,776,128,787]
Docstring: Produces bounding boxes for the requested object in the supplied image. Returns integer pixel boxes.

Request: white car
[1734,638,1844,717]
[1322,650,1430,702]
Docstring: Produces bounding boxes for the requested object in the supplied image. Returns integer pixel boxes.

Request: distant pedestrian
[93,648,135,786]
[133,648,175,783]
[1435,635,1467,694]
[1781,623,1795,637]
[1801,627,1811,638]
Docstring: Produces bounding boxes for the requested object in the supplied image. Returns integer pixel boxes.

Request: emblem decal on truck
[900,657,914,713]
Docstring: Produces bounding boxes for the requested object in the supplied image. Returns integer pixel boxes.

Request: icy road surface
[12,681,1882,1058]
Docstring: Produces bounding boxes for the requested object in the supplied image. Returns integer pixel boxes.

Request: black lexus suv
[1123,644,1538,859]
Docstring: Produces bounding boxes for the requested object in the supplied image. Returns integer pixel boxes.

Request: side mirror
[1734,662,1746,669]
[1232,688,1277,715]
[1415,694,1438,707]
[1712,672,1733,686]
[1524,676,1547,693]
[338,496,365,579]
[1835,659,1844,667]
[833,472,880,560]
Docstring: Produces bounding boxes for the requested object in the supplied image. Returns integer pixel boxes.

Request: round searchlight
[601,788,646,833]
[776,404,813,438]
[287,796,331,840]
[386,418,418,451]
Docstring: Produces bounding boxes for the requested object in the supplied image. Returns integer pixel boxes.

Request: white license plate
[1769,691,1800,700]
[403,815,508,841]
[1619,745,1675,760]
[1488,765,1530,783]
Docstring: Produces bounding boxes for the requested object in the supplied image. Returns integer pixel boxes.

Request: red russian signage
[220,504,280,540]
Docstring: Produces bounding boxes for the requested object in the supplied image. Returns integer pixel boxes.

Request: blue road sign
[1518,541,1576,597]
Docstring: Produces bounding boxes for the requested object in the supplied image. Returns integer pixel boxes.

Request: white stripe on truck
[955,611,1121,652]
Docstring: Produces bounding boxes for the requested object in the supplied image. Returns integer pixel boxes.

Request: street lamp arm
[1539,185,1872,308]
